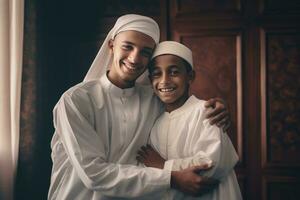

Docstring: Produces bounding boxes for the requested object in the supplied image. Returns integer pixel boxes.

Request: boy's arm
[167,127,238,180]
[137,145,213,171]
[137,145,219,195]
[138,112,238,180]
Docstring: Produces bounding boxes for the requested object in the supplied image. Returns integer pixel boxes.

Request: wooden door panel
[260,29,300,168]
[173,30,244,166]
[262,176,300,200]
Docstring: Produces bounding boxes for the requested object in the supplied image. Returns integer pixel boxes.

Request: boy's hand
[136,145,165,169]
[205,97,231,132]
[171,165,219,196]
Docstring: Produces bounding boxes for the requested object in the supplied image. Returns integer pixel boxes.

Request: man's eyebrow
[122,41,154,51]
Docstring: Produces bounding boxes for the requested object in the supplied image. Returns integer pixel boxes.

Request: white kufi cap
[151,41,193,68]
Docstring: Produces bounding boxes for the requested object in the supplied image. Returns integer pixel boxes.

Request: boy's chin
[158,97,177,104]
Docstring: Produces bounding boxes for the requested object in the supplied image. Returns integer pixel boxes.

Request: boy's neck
[164,94,190,113]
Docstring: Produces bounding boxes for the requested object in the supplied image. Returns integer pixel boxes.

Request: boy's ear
[188,70,195,84]
[108,39,114,51]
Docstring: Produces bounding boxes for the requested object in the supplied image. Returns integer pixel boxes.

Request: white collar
[100,74,136,98]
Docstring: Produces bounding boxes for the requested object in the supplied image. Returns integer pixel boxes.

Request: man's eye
[122,45,132,50]
[139,50,152,58]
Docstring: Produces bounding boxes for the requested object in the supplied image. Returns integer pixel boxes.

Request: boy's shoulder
[188,95,207,111]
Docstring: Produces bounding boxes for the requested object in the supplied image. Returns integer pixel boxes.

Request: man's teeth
[125,64,137,70]
[159,88,174,92]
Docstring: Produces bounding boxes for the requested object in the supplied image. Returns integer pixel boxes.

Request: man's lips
[122,62,140,73]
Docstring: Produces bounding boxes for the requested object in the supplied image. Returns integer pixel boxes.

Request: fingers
[216,115,229,126]
[204,97,226,108]
[192,164,213,173]
[146,144,153,150]
[141,146,149,155]
[137,146,148,162]
[136,155,144,163]
[222,119,231,132]
[209,110,228,125]
[206,103,226,119]
[136,145,153,163]
[204,98,217,108]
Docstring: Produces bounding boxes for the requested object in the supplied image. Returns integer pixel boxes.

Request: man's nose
[128,50,140,63]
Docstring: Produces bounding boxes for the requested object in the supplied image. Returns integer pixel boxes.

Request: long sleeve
[53,89,170,198]
[163,117,238,179]
[164,125,237,179]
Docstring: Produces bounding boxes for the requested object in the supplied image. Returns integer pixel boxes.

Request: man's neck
[107,71,135,89]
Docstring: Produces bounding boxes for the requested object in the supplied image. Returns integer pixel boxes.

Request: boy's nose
[160,72,170,83]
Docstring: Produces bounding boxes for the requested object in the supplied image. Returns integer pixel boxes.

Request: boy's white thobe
[150,95,242,200]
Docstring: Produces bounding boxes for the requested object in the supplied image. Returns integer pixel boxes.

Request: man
[48,14,229,200]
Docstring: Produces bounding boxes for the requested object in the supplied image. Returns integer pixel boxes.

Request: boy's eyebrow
[149,65,181,71]
[122,41,154,51]
[169,65,180,68]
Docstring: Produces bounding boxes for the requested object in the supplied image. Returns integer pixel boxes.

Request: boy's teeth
[160,88,174,92]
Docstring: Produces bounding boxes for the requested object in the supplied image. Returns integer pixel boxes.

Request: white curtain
[0,0,24,199]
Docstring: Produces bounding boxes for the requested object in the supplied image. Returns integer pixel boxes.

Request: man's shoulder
[58,80,104,109]
[61,80,101,98]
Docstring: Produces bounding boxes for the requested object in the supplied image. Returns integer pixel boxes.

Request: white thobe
[48,74,171,200]
[150,95,242,200]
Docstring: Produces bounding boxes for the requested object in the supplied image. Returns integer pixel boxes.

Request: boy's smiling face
[149,54,195,112]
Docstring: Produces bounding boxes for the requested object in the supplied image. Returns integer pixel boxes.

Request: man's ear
[188,70,195,84]
[108,39,114,51]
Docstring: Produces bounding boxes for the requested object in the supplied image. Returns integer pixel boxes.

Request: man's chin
[120,74,139,83]
[121,71,142,82]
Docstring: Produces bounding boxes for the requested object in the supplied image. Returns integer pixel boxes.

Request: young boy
[137,41,242,199]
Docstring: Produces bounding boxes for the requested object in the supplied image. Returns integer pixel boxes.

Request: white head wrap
[83,14,160,83]
[151,41,193,68]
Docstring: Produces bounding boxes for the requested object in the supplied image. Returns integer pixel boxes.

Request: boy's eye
[170,69,180,76]
[150,69,161,78]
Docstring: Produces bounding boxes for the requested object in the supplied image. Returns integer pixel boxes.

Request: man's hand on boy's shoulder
[205,97,231,132]
[136,145,165,169]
